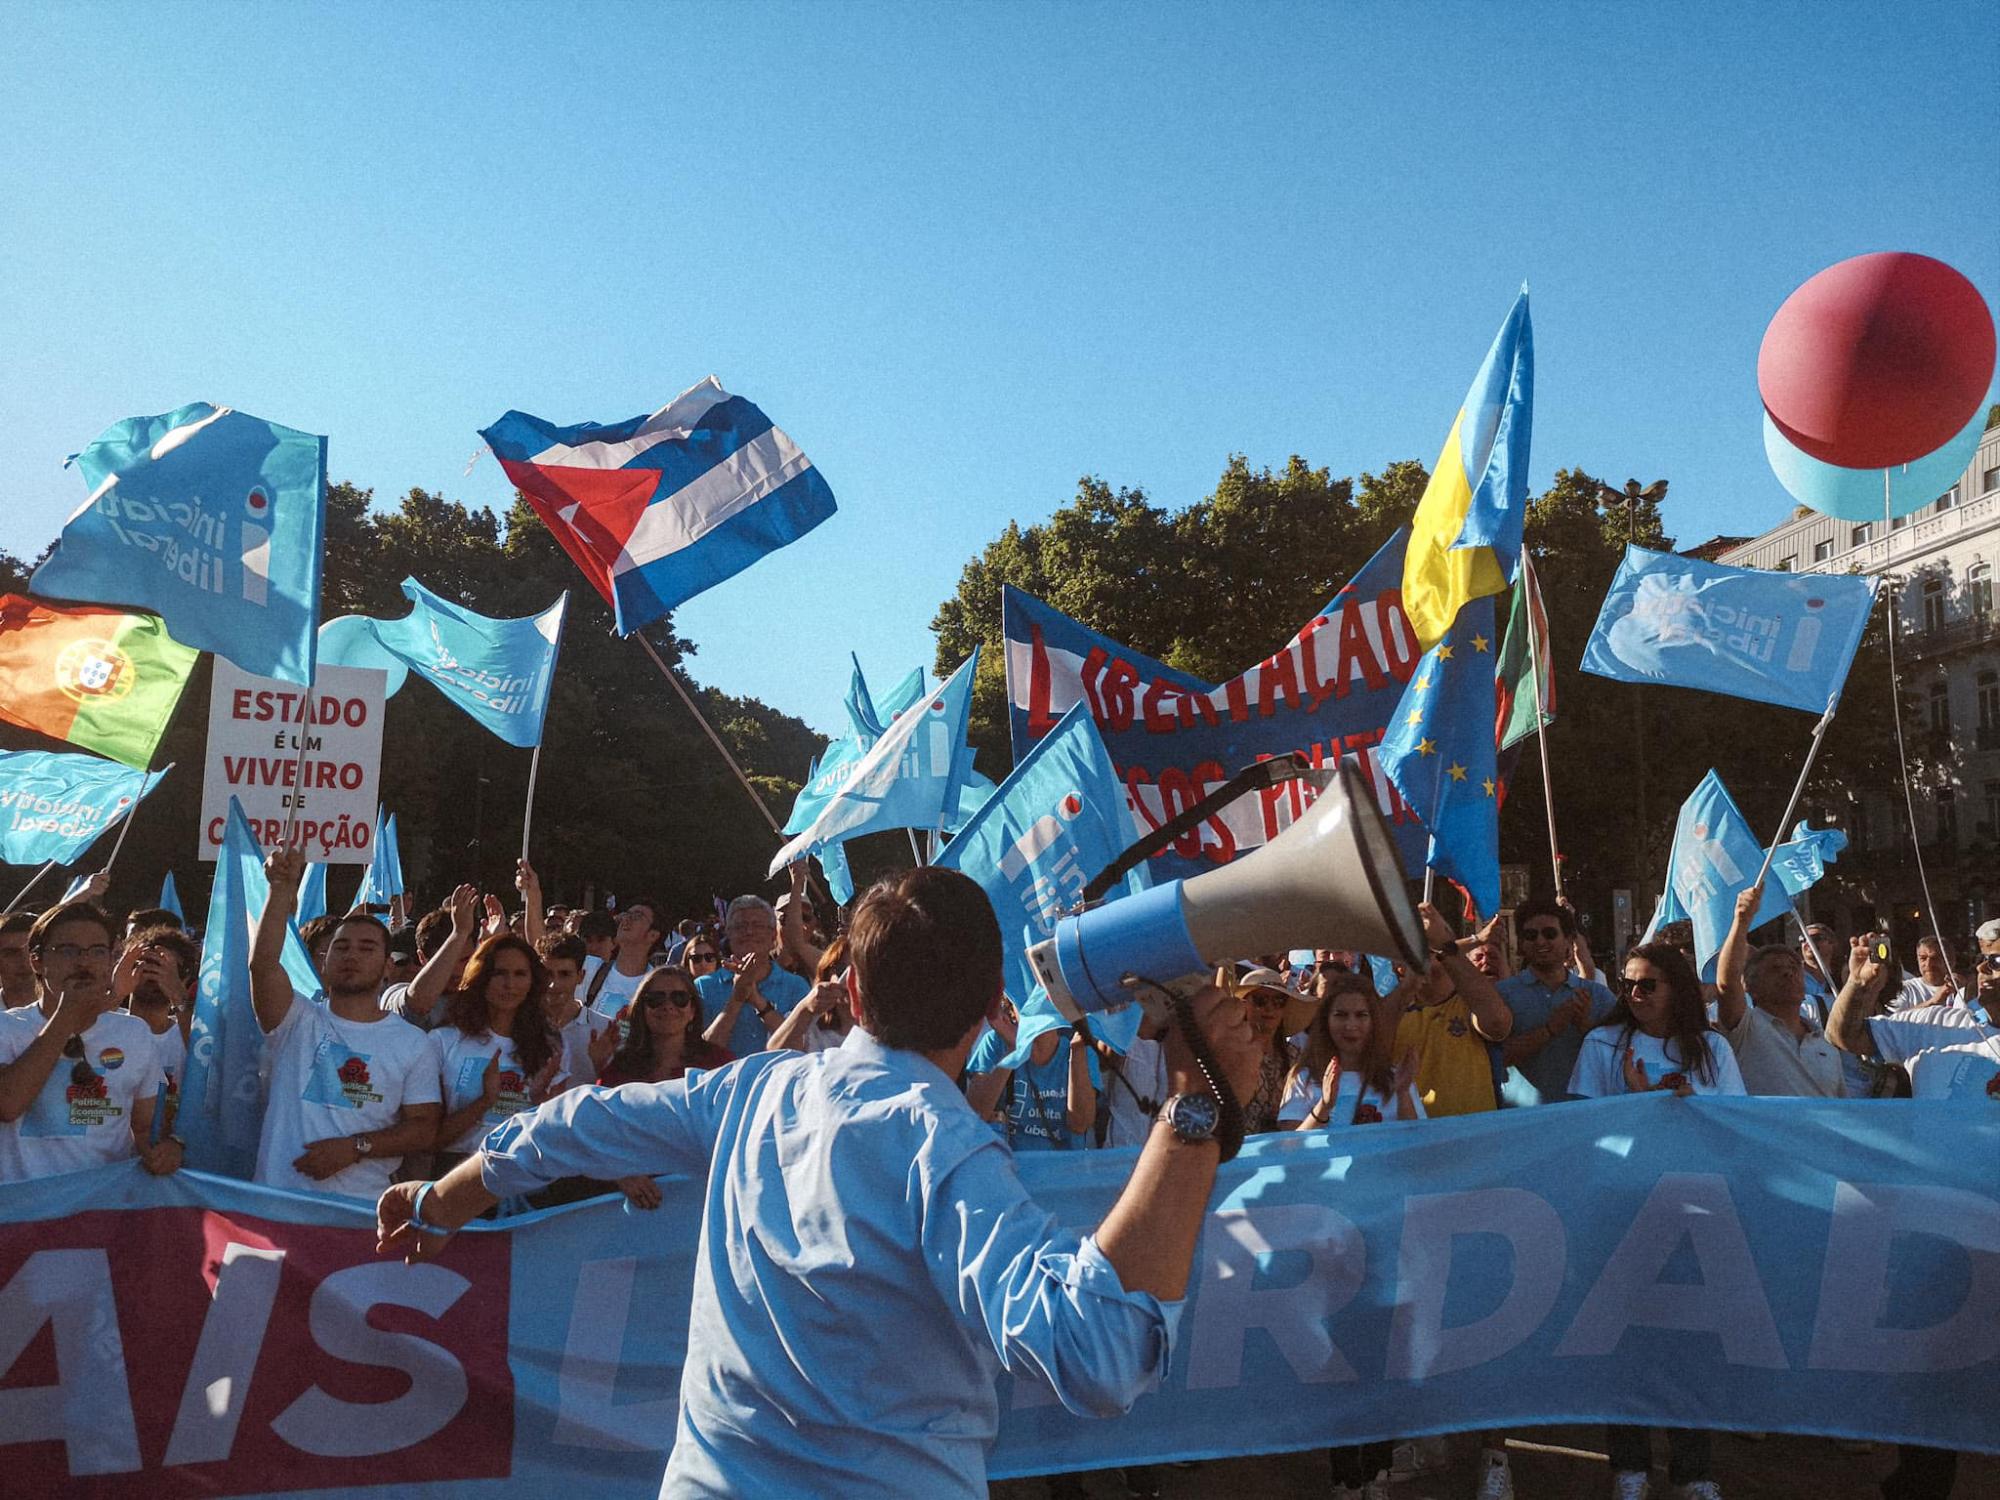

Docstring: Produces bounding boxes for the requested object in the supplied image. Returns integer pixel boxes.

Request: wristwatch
[352,1134,374,1158]
[1159,1093,1221,1146]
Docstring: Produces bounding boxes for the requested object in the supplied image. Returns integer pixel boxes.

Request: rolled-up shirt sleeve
[924,1139,1181,1419]
[478,1067,741,1198]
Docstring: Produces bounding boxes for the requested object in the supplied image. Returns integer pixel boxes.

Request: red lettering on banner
[1193,761,1234,863]
[1222,676,1249,724]
[1026,624,1057,740]
[1097,657,1139,733]
[1156,767,1203,860]
[1142,680,1179,736]
[1332,603,1390,698]
[1254,652,1301,719]
[1123,765,1162,833]
[1378,592,1420,680]
[0,1207,511,1497]
[1081,647,1109,723]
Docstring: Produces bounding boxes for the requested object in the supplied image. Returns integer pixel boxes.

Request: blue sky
[4,2,1994,737]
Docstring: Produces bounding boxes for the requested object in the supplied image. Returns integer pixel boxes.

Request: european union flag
[180,798,323,1179]
[1377,597,1500,913]
[934,704,1150,1053]
[37,403,326,684]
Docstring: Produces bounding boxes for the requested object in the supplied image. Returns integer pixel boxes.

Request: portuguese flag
[0,595,198,768]
[1494,556,1554,751]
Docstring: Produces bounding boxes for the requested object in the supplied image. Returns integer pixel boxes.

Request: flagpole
[1523,558,1564,901]
[519,743,544,864]
[907,829,927,867]
[634,636,782,838]
[520,592,568,865]
[2,861,58,915]
[98,790,144,879]
[1746,693,1839,902]
[281,688,314,848]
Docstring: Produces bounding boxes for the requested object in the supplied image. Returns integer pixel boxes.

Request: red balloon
[1758,252,1994,470]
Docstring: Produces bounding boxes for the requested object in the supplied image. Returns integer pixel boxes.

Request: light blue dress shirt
[695,963,809,1058]
[1494,969,1618,1106]
[479,1027,1178,1499]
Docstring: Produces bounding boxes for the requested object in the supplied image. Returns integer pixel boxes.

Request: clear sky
[4,2,1994,737]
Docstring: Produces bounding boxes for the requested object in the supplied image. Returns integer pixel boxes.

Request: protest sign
[1,1098,1991,1499]
[199,660,384,863]
[1004,530,1429,883]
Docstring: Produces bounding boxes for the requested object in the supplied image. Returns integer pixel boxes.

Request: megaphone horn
[1028,760,1424,1021]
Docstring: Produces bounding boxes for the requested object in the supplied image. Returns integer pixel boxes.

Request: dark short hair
[125,906,182,933]
[577,910,617,943]
[620,898,664,936]
[331,913,392,950]
[127,923,201,983]
[847,868,1000,1052]
[416,907,454,958]
[1655,919,1694,951]
[0,910,37,938]
[387,929,419,961]
[299,914,340,957]
[1513,897,1573,937]
[28,901,115,954]
[538,932,587,966]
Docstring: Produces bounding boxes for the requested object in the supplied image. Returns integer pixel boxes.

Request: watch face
[1168,1093,1219,1138]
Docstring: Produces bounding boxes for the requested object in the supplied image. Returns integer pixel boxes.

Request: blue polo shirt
[697,963,810,1058]
[1495,968,1617,1106]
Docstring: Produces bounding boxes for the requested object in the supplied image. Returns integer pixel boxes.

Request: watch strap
[1162,989,1245,1163]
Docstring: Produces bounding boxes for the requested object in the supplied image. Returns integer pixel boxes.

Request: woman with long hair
[1281,974,1422,1129]
[1569,942,1746,1100]
[1570,940,1742,1500]
[599,964,734,1087]
[430,932,566,1170]
[1237,966,1299,1134]
[770,937,855,1054]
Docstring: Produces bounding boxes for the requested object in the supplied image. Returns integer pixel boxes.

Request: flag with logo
[1493,556,1554,752]
[1582,545,1880,714]
[1402,289,1533,650]
[935,704,1151,1051]
[179,797,323,1178]
[0,749,166,866]
[1647,771,1798,980]
[769,652,980,876]
[319,580,566,748]
[35,403,326,684]
[784,662,928,837]
[0,595,198,768]
[1377,597,1502,913]
[480,378,837,635]
[1768,820,1847,896]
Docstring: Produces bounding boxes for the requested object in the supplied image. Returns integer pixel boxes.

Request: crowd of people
[0,851,1992,1500]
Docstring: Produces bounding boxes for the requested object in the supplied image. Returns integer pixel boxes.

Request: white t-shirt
[1278,1059,1426,1126]
[1568,1025,1748,1097]
[1719,1005,1844,1098]
[0,1009,163,1182]
[144,1019,187,1132]
[1103,1036,1171,1149]
[1866,1006,2000,1099]
[430,1026,563,1154]
[580,956,651,1019]
[554,1003,613,1086]
[255,996,443,1201]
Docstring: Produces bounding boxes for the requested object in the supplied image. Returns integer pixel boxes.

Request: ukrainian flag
[1401,288,1534,650]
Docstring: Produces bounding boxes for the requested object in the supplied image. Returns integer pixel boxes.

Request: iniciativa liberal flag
[0,595,198,769]
[1401,288,1533,651]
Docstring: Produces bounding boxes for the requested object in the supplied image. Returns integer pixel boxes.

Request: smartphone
[1871,939,1892,964]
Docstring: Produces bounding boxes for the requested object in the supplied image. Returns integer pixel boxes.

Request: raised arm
[1828,935,1890,1055]
[769,977,843,1052]
[515,861,545,949]
[1714,888,1758,1032]
[1563,900,1598,981]
[251,847,307,1033]
[781,861,825,976]
[406,884,478,1013]
[1063,1022,1096,1137]
[1423,903,1511,1041]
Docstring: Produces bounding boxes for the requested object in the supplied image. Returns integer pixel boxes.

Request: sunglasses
[1246,991,1288,1010]
[62,1035,98,1088]
[1521,925,1564,941]
[686,950,720,963]
[1615,974,1664,999]
[642,988,695,1009]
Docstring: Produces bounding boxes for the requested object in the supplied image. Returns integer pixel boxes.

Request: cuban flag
[480,378,837,634]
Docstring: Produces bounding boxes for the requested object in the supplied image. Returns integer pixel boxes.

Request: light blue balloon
[1764,406,1986,522]
[316,614,410,695]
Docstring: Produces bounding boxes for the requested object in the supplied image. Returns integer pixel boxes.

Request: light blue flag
[382,812,404,898]
[783,663,926,836]
[816,839,855,906]
[770,652,981,875]
[296,860,328,923]
[1448,283,1533,582]
[0,748,166,866]
[1377,596,1501,913]
[159,871,183,924]
[1769,820,1847,896]
[319,580,566,748]
[934,703,1151,1054]
[353,805,391,909]
[1654,771,1798,981]
[38,403,326,684]
[1582,544,1880,715]
[180,797,323,1179]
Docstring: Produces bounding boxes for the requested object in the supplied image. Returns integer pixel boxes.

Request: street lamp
[1596,479,1669,544]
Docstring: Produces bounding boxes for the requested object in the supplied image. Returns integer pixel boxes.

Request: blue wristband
[407,1180,451,1238]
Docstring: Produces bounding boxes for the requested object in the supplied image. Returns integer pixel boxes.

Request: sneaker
[1389,1436,1451,1480]
[1475,1451,1515,1500]
[1611,1472,1650,1500]
[1675,1484,1722,1500]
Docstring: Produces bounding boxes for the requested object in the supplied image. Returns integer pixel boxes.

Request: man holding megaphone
[376,866,1265,1500]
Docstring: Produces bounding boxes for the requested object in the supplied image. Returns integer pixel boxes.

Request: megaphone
[1027,761,1424,1021]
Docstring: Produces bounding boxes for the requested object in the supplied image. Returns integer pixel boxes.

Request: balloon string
[1881,470,1953,976]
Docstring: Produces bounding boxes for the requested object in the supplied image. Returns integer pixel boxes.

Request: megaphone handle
[1162,987,1246,1164]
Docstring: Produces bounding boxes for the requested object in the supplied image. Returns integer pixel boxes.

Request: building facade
[1715,417,2000,948]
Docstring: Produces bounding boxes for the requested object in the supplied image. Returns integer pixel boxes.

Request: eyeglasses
[686,950,719,964]
[62,1035,97,1088]
[1521,926,1564,941]
[1615,974,1663,999]
[642,989,695,1009]
[47,944,112,962]
[1246,992,1288,1010]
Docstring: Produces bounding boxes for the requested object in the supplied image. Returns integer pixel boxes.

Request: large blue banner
[1,1098,1992,1497]
[1003,530,1428,882]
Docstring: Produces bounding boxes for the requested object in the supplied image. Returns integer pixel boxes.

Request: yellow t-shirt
[1395,996,1497,1117]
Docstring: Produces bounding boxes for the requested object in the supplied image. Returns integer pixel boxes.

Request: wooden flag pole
[281,689,315,848]
[2,861,58,915]
[635,636,782,837]
[520,592,569,865]
[98,792,144,879]
[1523,559,1564,901]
